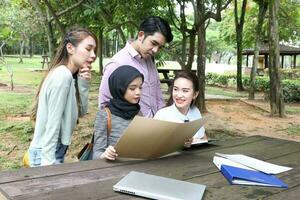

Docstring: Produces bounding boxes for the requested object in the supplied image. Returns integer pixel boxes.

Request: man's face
[137,31,166,59]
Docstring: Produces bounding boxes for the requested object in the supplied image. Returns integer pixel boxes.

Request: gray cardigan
[30,65,89,165]
[92,108,131,159]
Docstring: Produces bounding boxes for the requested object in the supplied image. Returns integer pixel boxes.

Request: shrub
[205,72,300,102]
[282,80,300,103]
[281,69,300,80]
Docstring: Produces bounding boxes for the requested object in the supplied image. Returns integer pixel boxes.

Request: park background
[0,0,299,170]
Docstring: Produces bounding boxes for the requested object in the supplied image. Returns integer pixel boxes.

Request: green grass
[0,56,44,86]
[0,157,21,170]
[286,106,300,115]
[286,124,300,136]
[0,120,34,143]
[206,86,249,98]
[0,91,34,118]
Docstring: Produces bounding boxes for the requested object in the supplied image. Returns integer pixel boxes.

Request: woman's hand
[184,138,193,148]
[79,66,91,81]
[100,145,118,160]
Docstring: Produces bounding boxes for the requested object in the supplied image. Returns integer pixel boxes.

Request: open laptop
[113,171,206,200]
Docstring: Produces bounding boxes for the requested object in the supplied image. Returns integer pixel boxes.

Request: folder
[115,116,206,159]
[220,165,288,188]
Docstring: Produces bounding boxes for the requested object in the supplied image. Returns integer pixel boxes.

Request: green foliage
[282,79,300,103]
[242,76,269,91]
[206,72,236,87]
[218,1,300,49]
[281,68,300,79]
[206,72,300,102]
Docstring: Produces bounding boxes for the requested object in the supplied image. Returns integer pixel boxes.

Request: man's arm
[155,72,165,110]
[98,62,119,108]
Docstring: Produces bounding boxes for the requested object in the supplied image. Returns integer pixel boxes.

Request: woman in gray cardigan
[93,65,144,160]
[28,28,97,166]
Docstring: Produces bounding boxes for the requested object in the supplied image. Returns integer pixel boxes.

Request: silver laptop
[113,171,206,200]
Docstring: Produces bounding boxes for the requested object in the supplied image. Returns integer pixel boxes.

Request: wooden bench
[158,68,196,88]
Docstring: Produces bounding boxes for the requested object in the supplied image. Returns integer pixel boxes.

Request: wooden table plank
[1,136,298,199]
[0,136,265,184]
[186,151,300,200]
[264,186,300,200]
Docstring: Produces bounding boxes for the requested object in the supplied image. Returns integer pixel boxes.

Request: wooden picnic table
[0,135,299,200]
[41,55,50,69]
[157,68,197,87]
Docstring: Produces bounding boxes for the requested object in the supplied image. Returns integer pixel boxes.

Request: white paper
[232,179,279,187]
[191,138,208,145]
[215,153,293,174]
[213,156,255,171]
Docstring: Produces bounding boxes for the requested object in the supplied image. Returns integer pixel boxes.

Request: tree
[167,0,230,112]
[249,0,268,100]
[234,0,247,91]
[268,0,285,117]
[195,0,231,112]
[167,0,197,71]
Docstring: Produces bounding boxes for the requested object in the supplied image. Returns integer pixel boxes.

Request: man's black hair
[139,16,173,43]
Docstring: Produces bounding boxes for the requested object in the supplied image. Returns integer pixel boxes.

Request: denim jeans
[29,139,68,167]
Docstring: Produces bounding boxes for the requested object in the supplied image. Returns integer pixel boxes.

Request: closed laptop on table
[113,171,206,200]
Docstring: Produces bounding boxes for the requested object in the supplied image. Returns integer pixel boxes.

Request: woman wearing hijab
[92,65,144,160]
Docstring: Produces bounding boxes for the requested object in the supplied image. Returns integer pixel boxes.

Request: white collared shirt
[154,103,205,138]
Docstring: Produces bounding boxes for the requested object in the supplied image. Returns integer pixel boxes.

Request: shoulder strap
[104,107,112,136]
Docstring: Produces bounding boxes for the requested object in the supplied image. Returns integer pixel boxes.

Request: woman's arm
[41,81,71,165]
[78,76,89,117]
[92,110,109,159]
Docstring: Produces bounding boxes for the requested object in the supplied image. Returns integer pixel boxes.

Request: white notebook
[113,171,206,200]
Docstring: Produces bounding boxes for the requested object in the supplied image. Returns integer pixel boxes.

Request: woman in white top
[28,28,97,166]
[154,71,207,147]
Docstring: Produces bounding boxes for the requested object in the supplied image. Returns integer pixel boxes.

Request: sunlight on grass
[206,86,248,98]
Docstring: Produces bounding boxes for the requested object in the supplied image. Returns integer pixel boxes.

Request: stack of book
[213,153,293,188]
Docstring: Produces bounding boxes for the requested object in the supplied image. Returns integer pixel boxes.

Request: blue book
[220,165,288,188]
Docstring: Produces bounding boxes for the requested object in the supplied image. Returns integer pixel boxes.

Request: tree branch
[44,0,65,34]
[48,0,86,22]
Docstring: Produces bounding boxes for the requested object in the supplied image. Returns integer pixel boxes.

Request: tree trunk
[19,40,25,63]
[98,28,104,76]
[28,0,54,58]
[44,0,65,34]
[47,21,55,59]
[197,23,207,113]
[249,0,268,99]
[234,0,247,91]
[178,32,187,69]
[116,27,126,47]
[268,0,285,117]
[29,37,34,58]
[186,32,196,71]
[196,0,207,113]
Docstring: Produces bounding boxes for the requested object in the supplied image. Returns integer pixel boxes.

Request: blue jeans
[29,139,68,167]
